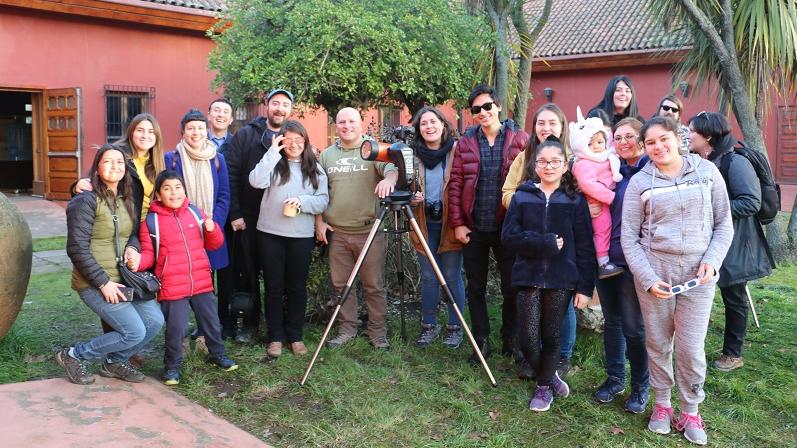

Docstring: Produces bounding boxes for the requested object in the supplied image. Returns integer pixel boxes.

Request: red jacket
[448,120,528,229]
[138,199,223,301]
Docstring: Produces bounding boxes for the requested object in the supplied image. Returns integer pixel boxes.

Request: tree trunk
[491,11,509,120]
[511,0,552,130]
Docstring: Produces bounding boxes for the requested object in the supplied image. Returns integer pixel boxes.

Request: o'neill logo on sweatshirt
[328,157,369,174]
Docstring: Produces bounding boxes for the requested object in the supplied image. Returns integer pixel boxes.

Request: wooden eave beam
[532,48,691,72]
[0,0,220,32]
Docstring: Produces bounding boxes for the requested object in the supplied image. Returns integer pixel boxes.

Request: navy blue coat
[501,181,597,296]
[164,150,230,270]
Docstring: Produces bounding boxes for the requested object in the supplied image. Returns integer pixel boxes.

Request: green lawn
[2,265,795,447]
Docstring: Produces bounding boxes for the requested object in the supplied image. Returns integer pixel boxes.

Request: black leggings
[517,288,571,385]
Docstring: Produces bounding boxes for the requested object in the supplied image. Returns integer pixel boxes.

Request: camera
[380,124,416,145]
[425,200,443,221]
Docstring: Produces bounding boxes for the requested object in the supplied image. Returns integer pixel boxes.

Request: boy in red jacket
[133,170,238,385]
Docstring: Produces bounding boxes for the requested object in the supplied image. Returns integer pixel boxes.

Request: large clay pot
[0,193,32,339]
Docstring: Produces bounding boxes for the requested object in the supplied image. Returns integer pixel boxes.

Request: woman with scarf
[409,106,465,349]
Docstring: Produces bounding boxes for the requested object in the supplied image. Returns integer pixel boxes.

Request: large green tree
[652,0,797,254]
[208,0,488,115]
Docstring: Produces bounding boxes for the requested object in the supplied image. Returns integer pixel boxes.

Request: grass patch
[2,265,796,447]
[32,236,66,253]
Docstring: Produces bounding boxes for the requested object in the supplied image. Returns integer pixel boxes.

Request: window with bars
[104,86,155,143]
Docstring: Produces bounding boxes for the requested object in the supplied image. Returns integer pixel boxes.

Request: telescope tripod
[300,192,497,386]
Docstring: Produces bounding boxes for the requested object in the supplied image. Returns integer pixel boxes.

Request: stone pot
[0,193,32,339]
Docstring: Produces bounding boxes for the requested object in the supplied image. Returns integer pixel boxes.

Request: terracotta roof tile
[139,0,226,13]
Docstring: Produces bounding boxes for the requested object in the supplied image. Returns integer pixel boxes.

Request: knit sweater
[249,145,329,238]
[621,154,733,292]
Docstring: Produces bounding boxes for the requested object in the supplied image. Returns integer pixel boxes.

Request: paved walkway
[0,377,269,447]
[5,193,68,239]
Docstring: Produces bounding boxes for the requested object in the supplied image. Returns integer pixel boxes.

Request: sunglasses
[670,278,701,295]
[470,102,495,115]
[661,105,680,113]
[282,137,305,146]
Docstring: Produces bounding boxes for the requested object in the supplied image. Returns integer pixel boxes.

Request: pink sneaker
[647,404,675,434]
[676,413,707,445]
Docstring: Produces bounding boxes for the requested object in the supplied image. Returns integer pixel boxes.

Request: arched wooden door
[44,88,81,200]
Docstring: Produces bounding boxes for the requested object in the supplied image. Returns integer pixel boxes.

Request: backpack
[145,204,205,261]
[719,142,781,225]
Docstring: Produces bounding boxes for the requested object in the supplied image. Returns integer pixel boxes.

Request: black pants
[257,231,315,343]
[161,292,226,370]
[223,216,264,331]
[517,288,570,385]
[462,229,517,343]
[720,282,749,357]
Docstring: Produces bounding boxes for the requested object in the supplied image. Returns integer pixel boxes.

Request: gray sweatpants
[634,255,718,414]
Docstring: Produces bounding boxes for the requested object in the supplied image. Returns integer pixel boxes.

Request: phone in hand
[119,286,135,302]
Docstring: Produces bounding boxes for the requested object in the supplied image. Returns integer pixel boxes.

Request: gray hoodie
[621,154,733,292]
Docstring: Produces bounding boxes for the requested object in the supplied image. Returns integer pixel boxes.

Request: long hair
[411,106,453,148]
[115,113,165,183]
[656,95,685,121]
[89,144,136,220]
[273,120,320,189]
[521,103,569,182]
[526,137,580,198]
[592,75,640,122]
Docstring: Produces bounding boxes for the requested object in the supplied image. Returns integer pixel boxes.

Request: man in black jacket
[221,88,294,342]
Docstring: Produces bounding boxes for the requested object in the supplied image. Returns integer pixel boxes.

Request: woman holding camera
[409,106,466,349]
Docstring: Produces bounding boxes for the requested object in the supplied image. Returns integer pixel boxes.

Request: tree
[651,0,797,254]
[511,0,552,128]
[208,0,488,115]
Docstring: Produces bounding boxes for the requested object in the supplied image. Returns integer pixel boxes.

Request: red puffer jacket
[448,120,528,229]
[138,199,223,301]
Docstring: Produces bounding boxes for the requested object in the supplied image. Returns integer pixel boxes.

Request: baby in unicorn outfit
[569,107,624,279]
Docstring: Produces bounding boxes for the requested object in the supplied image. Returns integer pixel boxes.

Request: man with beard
[223,88,293,342]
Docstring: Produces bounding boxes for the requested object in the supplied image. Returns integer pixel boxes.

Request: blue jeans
[595,270,649,389]
[417,222,466,326]
[73,287,164,363]
[560,299,576,359]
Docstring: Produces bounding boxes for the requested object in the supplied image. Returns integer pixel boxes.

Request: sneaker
[442,325,463,349]
[598,263,625,279]
[290,341,308,356]
[713,354,744,372]
[267,342,283,358]
[624,388,649,414]
[209,355,238,372]
[326,332,356,348]
[529,385,554,412]
[415,323,441,347]
[594,376,626,403]
[517,359,535,380]
[162,368,180,386]
[467,339,491,366]
[556,357,572,378]
[370,335,391,351]
[194,336,209,355]
[675,413,708,445]
[55,348,95,385]
[648,404,675,435]
[99,360,146,383]
[235,327,255,344]
[551,371,570,398]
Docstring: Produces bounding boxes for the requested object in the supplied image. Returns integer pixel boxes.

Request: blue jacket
[164,150,230,270]
[608,155,649,267]
[501,181,596,296]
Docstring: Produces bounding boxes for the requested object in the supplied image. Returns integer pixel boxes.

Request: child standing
[502,137,596,412]
[134,170,238,385]
[569,107,624,279]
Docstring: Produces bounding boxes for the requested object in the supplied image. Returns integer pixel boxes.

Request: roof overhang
[0,0,219,32]
[532,47,691,72]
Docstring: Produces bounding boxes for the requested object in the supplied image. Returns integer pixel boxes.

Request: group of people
[55,75,774,446]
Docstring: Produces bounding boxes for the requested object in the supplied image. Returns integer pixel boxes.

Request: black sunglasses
[661,105,680,113]
[470,102,495,115]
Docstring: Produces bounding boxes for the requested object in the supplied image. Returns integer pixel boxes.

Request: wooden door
[44,88,81,200]
[776,105,797,183]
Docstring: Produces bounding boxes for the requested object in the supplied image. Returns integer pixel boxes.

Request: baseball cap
[265,88,294,103]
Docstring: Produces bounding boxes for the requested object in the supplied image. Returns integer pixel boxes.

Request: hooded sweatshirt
[620,154,733,293]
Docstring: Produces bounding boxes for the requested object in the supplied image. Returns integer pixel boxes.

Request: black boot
[467,338,492,366]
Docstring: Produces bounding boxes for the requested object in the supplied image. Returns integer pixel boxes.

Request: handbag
[110,203,161,301]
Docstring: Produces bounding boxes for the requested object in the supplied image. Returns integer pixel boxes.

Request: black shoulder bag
[110,202,161,301]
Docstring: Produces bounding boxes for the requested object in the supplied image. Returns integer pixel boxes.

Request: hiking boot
[551,371,570,398]
[467,339,491,366]
[556,357,572,378]
[598,263,625,279]
[162,368,180,386]
[529,385,554,412]
[55,348,95,385]
[675,413,708,445]
[713,354,744,372]
[648,404,675,435]
[209,355,238,372]
[326,332,356,348]
[194,336,209,355]
[267,342,283,358]
[290,341,308,356]
[624,387,649,414]
[415,323,441,347]
[100,360,146,383]
[594,376,625,403]
[370,335,391,351]
[517,359,535,380]
[442,325,463,349]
